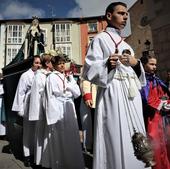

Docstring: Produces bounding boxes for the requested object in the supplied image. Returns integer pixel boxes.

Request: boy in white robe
[29,53,53,166]
[82,2,151,169]
[43,55,85,169]
[12,55,41,167]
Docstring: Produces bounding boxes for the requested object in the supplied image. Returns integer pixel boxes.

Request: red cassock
[145,82,170,169]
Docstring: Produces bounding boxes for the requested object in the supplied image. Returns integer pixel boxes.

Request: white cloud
[68,0,137,17]
[0,1,45,19]
[67,0,136,37]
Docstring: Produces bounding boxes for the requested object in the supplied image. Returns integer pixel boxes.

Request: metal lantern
[132,130,156,168]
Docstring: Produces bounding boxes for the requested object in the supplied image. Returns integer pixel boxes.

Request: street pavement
[0,121,93,169]
[0,138,93,169]
[0,139,32,169]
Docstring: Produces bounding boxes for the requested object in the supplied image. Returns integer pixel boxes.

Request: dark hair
[40,53,52,68]
[51,55,66,66]
[31,55,41,66]
[105,2,127,17]
[140,52,156,65]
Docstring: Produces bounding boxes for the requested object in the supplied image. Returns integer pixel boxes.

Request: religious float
[2,17,81,148]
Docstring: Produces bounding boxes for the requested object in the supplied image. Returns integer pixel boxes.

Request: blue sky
[0,0,137,20]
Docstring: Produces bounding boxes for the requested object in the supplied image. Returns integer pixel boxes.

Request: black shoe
[0,135,6,140]
[24,156,31,167]
[2,144,12,154]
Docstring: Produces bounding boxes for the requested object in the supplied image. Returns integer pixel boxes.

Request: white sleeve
[45,75,64,125]
[12,74,27,112]
[82,37,108,88]
[66,75,81,99]
[29,74,41,120]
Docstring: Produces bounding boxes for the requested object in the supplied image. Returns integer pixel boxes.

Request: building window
[7,25,24,44]
[6,24,24,64]
[7,45,21,63]
[55,44,72,60]
[54,23,71,42]
[54,23,72,59]
[140,16,149,27]
[88,22,98,33]
[41,28,47,46]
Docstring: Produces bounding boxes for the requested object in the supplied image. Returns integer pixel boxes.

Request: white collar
[37,69,51,75]
[105,27,121,36]
[53,70,65,75]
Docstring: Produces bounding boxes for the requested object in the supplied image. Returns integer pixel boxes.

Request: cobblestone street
[0,113,93,169]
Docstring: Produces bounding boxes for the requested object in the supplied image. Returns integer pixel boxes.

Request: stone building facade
[146,0,170,79]
[126,0,153,59]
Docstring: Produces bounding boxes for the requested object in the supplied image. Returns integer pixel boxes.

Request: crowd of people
[0,2,170,169]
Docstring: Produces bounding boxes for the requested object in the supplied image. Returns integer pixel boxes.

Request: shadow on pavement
[3,116,93,169]
[2,144,13,154]
[6,119,23,161]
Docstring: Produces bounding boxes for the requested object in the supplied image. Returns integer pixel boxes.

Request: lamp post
[144,40,151,51]
[142,40,151,56]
